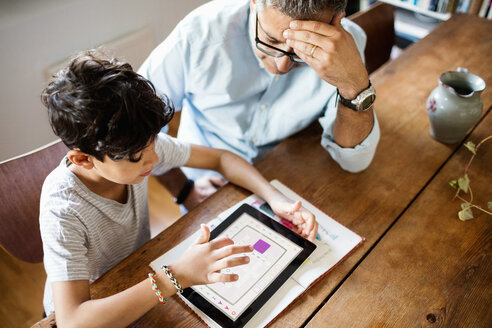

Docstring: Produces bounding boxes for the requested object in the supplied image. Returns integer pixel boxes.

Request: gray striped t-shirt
[40,133,190,315]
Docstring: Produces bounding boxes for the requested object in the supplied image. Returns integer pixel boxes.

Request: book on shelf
[149,180,364,328]
[478,0,491,16]
[456,0,472,12]
[466,0,484,13]
[387,0,482,13]
[447,0,460,12]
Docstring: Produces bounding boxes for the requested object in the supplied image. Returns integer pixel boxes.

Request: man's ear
[67,149,94,170]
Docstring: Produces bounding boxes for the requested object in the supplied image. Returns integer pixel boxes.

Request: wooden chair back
[349,2,395,74]
[0,141,68,263]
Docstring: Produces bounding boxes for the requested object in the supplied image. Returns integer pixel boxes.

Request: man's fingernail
[290,21,297,28]
[283,30,289,38]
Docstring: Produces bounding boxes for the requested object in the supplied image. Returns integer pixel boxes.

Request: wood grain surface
[306,99,492,328]
[32,14,492,328]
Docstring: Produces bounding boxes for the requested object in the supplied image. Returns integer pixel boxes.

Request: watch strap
[337,81,373,111]
[175,179,194,204]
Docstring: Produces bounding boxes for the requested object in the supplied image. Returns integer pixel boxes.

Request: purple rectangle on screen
[254,239,270,254]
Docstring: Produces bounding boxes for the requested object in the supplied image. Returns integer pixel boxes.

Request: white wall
[0,0,207,161]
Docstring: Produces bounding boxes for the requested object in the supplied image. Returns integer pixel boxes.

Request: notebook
[150,180,364,328]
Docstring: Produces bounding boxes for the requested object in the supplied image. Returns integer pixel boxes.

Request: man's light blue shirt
[139,0,380,176]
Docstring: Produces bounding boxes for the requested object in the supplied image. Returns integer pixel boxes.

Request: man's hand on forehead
[282,12,369,99]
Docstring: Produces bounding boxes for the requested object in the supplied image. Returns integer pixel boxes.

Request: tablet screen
[181,204,316,328]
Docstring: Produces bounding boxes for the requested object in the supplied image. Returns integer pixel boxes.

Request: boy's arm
[185,145,318,241]
[51,225,252,328]
[51,272,175,328]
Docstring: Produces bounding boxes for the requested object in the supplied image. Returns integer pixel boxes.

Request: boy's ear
[67,149,94,170]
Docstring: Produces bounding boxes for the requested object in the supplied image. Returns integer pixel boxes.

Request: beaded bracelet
[148,272,167,305]
[161,265,183,294]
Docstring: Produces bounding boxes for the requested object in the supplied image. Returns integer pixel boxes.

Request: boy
[40,51,318,327]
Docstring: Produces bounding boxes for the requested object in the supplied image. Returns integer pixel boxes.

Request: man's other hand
[183,175,227,210]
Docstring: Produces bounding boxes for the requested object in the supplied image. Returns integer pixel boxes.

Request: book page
[269,180,363,288]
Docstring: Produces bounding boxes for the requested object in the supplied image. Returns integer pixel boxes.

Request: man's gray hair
[255,0,348,19]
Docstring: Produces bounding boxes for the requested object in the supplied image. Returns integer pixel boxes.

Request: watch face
[360,94,376,110]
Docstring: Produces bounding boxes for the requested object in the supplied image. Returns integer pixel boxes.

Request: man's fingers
[209,176,227,188]
[284,28,329,46]
[332,12,345,27]
[289,19,336,35]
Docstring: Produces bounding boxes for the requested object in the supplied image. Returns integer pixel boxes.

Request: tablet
[181,203,316,328]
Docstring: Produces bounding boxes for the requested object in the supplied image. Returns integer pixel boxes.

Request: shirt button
[274,76,279,82]
[260,104,268,110]
[252,137,258,143]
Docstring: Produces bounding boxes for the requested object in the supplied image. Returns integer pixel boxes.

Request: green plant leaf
[449,180,459,189]
[458,174,470,193]
[458,207,474,221]
[488,202,492,210]
[464,141,476,154]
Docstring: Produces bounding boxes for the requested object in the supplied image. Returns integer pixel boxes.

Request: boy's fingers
[302,211,315,231]
[209,237,234,250]
[194,224,210,244]
[290,200,302,214]
[213,244,253,259]
[213,255,250,271]
[307,222,318,242]
[208,272,239,283]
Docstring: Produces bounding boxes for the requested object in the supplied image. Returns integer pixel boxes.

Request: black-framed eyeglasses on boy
[255,14,304,63]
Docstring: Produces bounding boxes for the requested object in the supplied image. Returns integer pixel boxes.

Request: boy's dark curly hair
[41,50,174,162]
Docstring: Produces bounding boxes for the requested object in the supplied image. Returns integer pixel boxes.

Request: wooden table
[304,15,492,328]
[33,14,492,328]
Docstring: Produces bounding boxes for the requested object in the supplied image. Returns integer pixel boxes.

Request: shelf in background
[394,7,441,41]
[380,0,452,20]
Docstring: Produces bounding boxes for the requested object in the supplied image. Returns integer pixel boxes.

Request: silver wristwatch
[337,81,376,112]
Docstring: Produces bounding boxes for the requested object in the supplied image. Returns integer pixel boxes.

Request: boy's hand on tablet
[169,224,253,289]
[270,199,318,242]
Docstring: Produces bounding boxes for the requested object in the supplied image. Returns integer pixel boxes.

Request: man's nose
[275,55,294,73]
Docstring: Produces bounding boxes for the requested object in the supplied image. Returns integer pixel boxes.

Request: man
[138,0,379,210]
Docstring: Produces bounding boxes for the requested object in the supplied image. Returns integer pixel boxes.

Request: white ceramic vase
[426,67,486,144]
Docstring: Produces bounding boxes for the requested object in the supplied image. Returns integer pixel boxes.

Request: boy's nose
[151,149,159,165]
[146,147,159,166]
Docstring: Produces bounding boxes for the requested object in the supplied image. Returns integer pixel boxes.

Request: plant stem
[456,194,492,216]
[452,135,492,218]
[463,135,492,174]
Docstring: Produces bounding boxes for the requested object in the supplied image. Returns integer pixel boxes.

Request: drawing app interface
[192,213,302,320]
